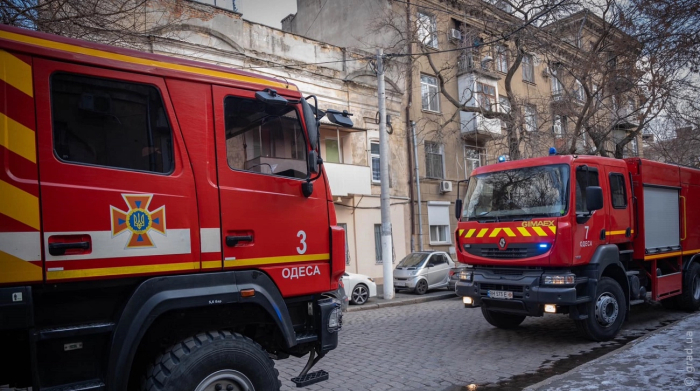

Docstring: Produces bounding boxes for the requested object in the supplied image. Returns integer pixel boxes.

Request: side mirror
[455,199,463,220]
[586,186,604,212]
[326,109,354,128]
[308,150,321,174]
[301,98,319,149]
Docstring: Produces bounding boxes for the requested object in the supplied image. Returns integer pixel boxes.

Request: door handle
[48,242,90,256]
[226,235,253,247]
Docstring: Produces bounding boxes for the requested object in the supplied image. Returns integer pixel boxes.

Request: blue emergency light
[549,147,557,155]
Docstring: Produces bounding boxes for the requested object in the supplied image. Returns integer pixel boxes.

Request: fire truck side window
[50,73,174,174]
[575,168,599,213]
[609,173,627,208]
[224,96,307,179]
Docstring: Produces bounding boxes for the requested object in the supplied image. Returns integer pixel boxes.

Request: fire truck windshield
[463,164,570,221]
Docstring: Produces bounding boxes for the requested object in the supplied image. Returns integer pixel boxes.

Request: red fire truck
[0,24,351,390]
[455,154,700,341]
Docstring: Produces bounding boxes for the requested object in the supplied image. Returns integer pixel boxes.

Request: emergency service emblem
[110,194,166,248]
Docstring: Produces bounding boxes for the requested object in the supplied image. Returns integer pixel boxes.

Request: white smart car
[342,272,378,305]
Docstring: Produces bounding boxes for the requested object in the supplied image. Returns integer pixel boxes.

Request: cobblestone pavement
[276,297,689,391]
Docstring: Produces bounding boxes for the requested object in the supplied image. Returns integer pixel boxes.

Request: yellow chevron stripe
[503,228,516,237]
[0,249,42,284]
[0,30,294,91]
[0,112,36,163]
[224,253,330,268]
[532,227,548,236]
[517,227,531,237]
[476,228,488,238]
[465,229,476,238]
[0,179,40,230]
[47,261,200,280]
[0,49,33,97]
[458,229,464,237]
[489,228,502,238]
[548,226,557,234]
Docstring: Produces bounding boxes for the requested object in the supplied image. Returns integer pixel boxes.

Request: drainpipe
[411,121,424,251]
[405,0,417,252]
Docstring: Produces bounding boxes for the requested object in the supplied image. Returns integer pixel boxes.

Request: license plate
[487,290,513,299]
[394,281,405,287]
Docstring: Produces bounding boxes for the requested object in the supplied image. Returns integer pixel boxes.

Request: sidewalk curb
[523,311,699,391]
[346,292,458,312]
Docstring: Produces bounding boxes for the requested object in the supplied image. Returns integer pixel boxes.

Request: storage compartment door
[643,186,680,251]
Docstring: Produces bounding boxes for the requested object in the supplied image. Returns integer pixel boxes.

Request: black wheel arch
[582,245,630,311]
[107,270,295,391]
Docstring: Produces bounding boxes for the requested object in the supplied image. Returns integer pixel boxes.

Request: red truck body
[455,154,700,341]
[0,24,345,390]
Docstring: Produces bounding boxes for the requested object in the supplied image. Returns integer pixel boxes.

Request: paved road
[276,297,689,390]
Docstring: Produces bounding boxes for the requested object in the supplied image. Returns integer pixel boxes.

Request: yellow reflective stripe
[502,228,516,237]
[458,229,464,237]
[606,230,627,236]
[0,249,42,284]
[0,30,294,91]
[517,227,531,237]
[549,226,557,234]
[489,228,501,237]
[0,112,36,163]
[224,253,330,268]
[532,227,548,236]
[465,229,476,238]
[0,179,40,230]
[47,262,200,280]
[476,228,488,238]
[644,251,683,261]
[201,260,222,269]
[0,49,32,97]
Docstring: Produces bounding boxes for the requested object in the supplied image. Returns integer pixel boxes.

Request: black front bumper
[456,268,591,316]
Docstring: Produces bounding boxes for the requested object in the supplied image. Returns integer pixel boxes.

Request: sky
[236,0,298,29]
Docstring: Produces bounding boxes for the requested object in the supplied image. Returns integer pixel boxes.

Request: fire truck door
[212,86,331,292]
[572,164,607,265]
[33,60,199,281]
[604,166,632,244]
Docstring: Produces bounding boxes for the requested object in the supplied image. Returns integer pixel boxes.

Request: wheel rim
[417,280,427,294]
[195,369,255,391]
[594,292,619,327]
[693,274,700,301]
[352,285,368,304]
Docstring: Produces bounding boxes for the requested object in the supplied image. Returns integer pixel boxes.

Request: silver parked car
[393,251,455,295]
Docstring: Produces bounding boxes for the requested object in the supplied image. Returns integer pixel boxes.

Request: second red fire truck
[455,154,700,341]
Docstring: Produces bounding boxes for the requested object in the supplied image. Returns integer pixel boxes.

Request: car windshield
[463,164,570,221]
[397,253,429,268]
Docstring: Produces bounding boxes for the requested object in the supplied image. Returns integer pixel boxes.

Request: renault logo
[498,237,506,249]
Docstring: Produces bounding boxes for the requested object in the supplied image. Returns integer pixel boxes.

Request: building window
[421,74,440,112]
[631,137,639,156]
[524,105,537,132]
[574,80,585,102]
[51,73,174,174]
[593,84,602,108]
[325,138,340,163]
[374,224,383,263]
[425,141,444,179]
[522,54,534,83]
[499,95,510,129]
[495,45,508,73]
[553,115,566,138]
[464,145,485,178]
[417,11,438,48]
[551,73,563,100]
[428,201,451,244]
[370,141,380,183]
[609,173,627,208]
[476,82,496,111]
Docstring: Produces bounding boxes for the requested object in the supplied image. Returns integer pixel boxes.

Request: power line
[304,0,329,36]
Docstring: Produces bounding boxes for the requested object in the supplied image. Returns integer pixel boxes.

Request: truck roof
[471,154,628,176]
[0,24,300,95]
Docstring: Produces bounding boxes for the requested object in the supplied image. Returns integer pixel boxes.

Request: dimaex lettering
[521,220,555,228]
[282,266,321,279]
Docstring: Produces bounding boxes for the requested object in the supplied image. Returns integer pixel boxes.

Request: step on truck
[454,154,700,341]
[0,24,351,390]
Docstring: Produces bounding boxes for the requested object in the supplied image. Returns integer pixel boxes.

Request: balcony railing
[323,162,372,197]
[460,111,502,141]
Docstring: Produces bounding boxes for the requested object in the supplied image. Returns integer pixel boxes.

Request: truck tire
[575,277,627,342]
[481,307,526,329]
[677,262,700,311]
[142,330,281,391]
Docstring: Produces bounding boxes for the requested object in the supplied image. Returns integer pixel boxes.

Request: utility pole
[377,48,394,300]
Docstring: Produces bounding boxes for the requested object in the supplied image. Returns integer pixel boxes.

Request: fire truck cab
[0,25,349,390]
[455,154,700,341]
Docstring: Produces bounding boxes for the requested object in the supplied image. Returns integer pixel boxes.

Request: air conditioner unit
[449,29,462,42]
[440,181,453,193]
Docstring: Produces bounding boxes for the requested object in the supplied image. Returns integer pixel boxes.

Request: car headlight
[459,270,473,282]
[542,273,575,285]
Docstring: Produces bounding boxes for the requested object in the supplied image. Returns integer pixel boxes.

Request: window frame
[609,173,627,209]
[524,104,537,132]
[522,54,535,83]
[420,74,441,112]
[495,45,509,73]
[476,82,496,111]
[424,141,445,179]
[50,72,175,175]
[370,140,380,183]
[429,225,450,244]
[417,11,438,49]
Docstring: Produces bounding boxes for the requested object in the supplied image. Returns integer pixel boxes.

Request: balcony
[613,107,639,129]
[460,111,502,142]
[324,163,372,197]
[457,53,501,80]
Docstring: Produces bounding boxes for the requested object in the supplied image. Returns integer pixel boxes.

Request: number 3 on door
[297,230,307,254]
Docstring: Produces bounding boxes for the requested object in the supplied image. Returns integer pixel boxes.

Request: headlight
[328,306,342,331]
[459,270,473,282]
[542,273,575,285]
[410,270,419,276]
